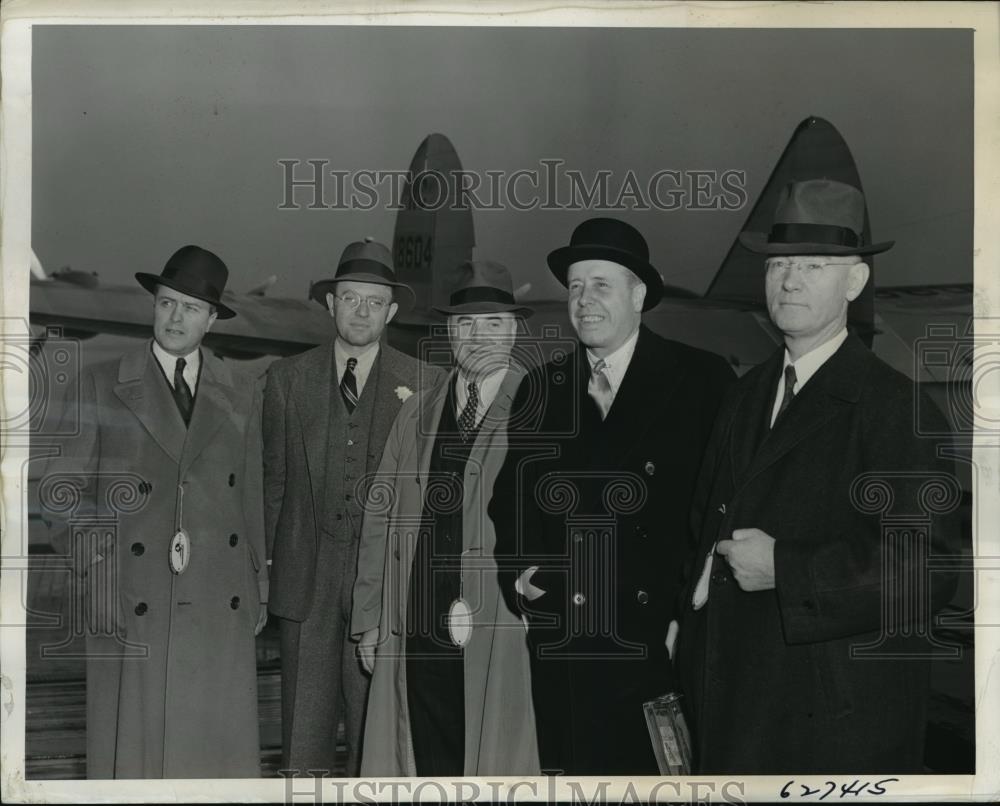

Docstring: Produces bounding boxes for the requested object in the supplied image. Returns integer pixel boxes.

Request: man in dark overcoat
[490,218,734,775]
[263,238,442,776]
[676,179,962,774]
[46,246,268,778]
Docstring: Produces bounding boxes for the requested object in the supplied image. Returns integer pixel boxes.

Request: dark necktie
[340,356,359,414]
[173,357,194,426]
[458,380,479,442]
[588,359,613,420]
[773,364,798,426]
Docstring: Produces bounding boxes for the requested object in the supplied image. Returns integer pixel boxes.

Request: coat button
[347,439,355,446]
[572,592,586,606]
[636,590,650,604]
[718,504,726,514]
[131,542,145,556]
[346,456,355,463]
[644,461,655,476]
[634,525,647,538]
[230,596,240,610]
[572,531,583,544]
[229,533,239,547]
[135,602,148,615]
[228,473,236,487]
[138,481,152,494]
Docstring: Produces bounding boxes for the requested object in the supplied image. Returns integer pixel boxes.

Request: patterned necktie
[340,356,359,414]
[458,380,479,442]
[773,364,798,426]
[172,357,194,426]
[588,359,614,420]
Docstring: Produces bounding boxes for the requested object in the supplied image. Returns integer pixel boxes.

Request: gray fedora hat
[433,260,534,317]
[309,237,415,307]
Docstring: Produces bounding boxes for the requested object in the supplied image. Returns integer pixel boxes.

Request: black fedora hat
[547,218,687,312]
[136,245,236,319]
[432,260,534,318]
[739,179,894,256]
[309,237,415,308]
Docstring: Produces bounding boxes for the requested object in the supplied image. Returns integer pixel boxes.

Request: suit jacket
[489,325,733,773]
[676,334,962,774]
[263,339,442,621]
[46,342,266,778]
[351,365,539,776]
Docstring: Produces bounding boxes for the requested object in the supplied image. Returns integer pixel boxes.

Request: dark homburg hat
[309,237,414,307]
[547,217,694,312]
[135,245,236,319]
[432,260,534,317]
[738,179,894,256]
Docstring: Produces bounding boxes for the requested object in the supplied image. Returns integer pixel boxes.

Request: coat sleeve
[774,384,962,645]
[41,366,103,574]
[261,364,287,564]
[350,396,409,639]
[244,374,268,604]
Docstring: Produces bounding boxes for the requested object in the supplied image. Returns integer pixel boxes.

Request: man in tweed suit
[263,238,442,776]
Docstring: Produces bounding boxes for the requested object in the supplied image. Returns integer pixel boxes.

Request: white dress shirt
[334,339,380,396]
[152,341,201,394]
[769,328,849,426]
[455,366,507,427]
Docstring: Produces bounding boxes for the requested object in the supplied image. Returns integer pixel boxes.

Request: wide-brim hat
[739,179,894,256]
[547,218,693,311]
[309,237,414,308]
[136,245,236,319]
[432,259,534,317]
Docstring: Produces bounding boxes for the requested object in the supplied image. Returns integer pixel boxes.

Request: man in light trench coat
[45,246,268,778]
[351,260,540,776]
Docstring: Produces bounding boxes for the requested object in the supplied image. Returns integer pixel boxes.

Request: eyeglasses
[335,291,391,312]
[766,258,860,276]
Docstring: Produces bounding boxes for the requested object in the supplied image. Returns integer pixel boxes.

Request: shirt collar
[782,327,848,392]
[335,339,380,389]
[151,340,200,388]
[586,327,640,395]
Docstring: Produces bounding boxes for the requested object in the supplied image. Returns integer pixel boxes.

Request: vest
[323,352,379,536]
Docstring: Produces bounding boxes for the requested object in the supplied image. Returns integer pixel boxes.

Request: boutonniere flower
[395,385,414,402]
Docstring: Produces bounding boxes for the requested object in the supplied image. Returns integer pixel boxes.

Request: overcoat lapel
[179,353,236,476]
[733,336,866,492]
[114,342,184,464]
[582,326,683,481]
[730,351,783,487]
[415,372,451,482]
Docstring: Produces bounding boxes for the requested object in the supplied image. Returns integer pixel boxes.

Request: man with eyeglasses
[351,261,539,777]
[676,179,961,773]
[263,237,442,776]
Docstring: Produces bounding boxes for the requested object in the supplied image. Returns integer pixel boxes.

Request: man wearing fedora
[675,179,961,773]
[489,218,733,775]
[263,237,442,776]
[46,245,268,777]
[351,260,540,777]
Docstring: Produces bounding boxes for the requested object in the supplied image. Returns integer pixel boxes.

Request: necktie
[773,364,798,426]
[173,357,194,426]
[588,359,614,420]
[458,380,479,442]
[340,356,359,414]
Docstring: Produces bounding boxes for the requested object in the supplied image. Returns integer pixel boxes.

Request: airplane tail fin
[706,116,876,346]
[391,133,475,321]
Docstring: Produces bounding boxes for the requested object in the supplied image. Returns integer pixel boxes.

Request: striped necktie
[340,357,359,414]
[772,364,798,426]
